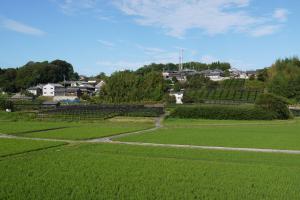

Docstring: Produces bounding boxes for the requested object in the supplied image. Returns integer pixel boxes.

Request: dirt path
[88,113,166,143]
[104,140,300,155]
[2,114,300,155]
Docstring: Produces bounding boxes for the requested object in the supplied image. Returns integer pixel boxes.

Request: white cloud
[58,0,97,15]
[97,39,115,47]
[250,25,281,37]
[0,18,45,36]
[273,8,289,22]
[114,0,288,38]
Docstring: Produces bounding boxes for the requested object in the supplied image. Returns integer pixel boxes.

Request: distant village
[12,67,257,105]
[164,68,256,104]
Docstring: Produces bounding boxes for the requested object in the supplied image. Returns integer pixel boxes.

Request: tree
[95,72,108,81]
[255,93,291,119]
[266,57,300,100]
[186,74,210,89]
[0,60,79,93]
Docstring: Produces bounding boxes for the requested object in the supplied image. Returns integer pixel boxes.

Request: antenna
[179,49,184,71]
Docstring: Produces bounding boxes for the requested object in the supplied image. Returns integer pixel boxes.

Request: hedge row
[169,105,276,120]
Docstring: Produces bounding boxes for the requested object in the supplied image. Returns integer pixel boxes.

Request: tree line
[257,57,300,102]
[0,60,79,93]
[136,61,231,74]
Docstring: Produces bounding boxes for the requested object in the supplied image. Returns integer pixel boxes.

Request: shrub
[164,94,176,104]
[0,99,14,110]
[255,93,292,119]
[169,105,275,120]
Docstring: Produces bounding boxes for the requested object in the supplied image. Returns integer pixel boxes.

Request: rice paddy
[1,116,300,199]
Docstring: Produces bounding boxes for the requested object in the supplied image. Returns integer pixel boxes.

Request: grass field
[0,138,65,157]
[0,117,154,140]
[1,142,300,199]
[118,118,300,150]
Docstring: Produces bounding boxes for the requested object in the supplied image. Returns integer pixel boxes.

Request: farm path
[2,114,300,155]
[87,112,167,143]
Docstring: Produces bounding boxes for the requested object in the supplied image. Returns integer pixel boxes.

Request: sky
[0,0,299,75]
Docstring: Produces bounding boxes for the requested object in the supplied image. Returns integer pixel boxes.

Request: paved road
[2,114,300,155]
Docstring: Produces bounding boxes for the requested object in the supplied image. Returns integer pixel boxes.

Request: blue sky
[0,0,299,75]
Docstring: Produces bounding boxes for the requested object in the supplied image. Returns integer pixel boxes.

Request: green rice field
[0,138,65,157]
[1,143,300,199]
[1,114,300,199]
[118,118,300,150]
[0,117,154,140]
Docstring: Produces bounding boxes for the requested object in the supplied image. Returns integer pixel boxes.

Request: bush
[0,99,14,110]
[164,94,176,104]
[255,93,292,119]
[169,105,276,120]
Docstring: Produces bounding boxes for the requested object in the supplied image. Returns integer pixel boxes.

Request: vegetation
[136,61,231,74]
[169,104,274,120]
[256,57,300,102]
[0,60,79,93]
[0,99,13,110]
[96,70,167,103]
[1,142,300,199]
[183,78,262,103]
[0,118,154,140]
[0,138,65,157]
[255,93,292,119]
[23,121,154,140]
[0,121,74,134]
[119,118,300,150]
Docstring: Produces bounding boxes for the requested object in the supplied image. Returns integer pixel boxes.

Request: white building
[42,83,64,97]
[95,81,105,92]
[27,84,44,96]
[229,68,249,79]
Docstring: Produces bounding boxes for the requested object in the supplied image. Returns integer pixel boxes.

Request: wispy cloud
[250,25,281,37]
[97,39,115,47]
[114,0,288,38]
[57,0,97,15]
[0,18,45,36]
[273,8,289,22]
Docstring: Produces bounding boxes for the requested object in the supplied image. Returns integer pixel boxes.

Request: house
[79,84,95,95]
[27,84,43,96]
[88,80,97,85]
[42,83,64,96]
[10,93,33,101]
[200,69,226,81]
[95,81,105,92]
[229,68,249,79]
